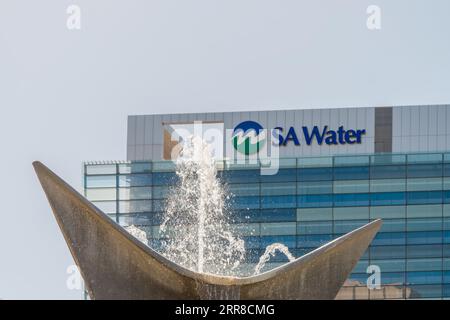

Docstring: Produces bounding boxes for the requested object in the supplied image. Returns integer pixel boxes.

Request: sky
[1,0,450,299]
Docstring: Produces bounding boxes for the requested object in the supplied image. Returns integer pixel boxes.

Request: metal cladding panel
[126,105,450,161]
[392,105,450,153]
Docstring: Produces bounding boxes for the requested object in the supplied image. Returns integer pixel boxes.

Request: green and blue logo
[232,121,266,155]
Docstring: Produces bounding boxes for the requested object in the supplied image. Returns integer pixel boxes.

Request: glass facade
[84,152,450,299]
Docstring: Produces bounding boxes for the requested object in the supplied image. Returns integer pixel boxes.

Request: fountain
[32,140,382,299]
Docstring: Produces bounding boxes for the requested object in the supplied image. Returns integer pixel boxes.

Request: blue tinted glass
[378,272,405,285]
[334,220,368,234]
[230,210,260,223]
[407,218,442,232]
[444,284,450,297]
[231,196,260,209]
[407,272,442,285]
[297,234,334,248]
[334,166,369,180]
[297,167,333,181]
[379,219,406,233]
[86,175,116,188]
[408,164,443,178]
[444,271,450,284]
[152,199,166,212]
[334,193,369,207]
[370,165,406,179]
[372,232,406,246]
[261,195,296,209]
[407,191,443,205]
[407,231,443,245]
[444,231,450,244]
[297,221,333,235]
[220,170,260,183]
[260,235,296,248]
[407,245,443,258]
[261,168,297,182]
[259,208,296,222]
[151,172,175,186]
[242,236,261,249]
[370,246,406,259]
[297,194,333,208]
[444,164,450,177]
[445,191,450,203]
[370,192,406,206]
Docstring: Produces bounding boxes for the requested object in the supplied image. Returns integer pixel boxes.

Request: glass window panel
[407,245,443,259]
[297,234,333,248]
[445,191,450,204]
[220,170,260,183]
[407,178,442,192]
[444,204,450,217]
[117,213,154,227]
[418,219,440,236]
[370,206,406,219]
[407,231,443,245]
[334,220,368,234]
[119,174,153,187]
[407,164,443,178]
[372,232,406,246]
[152,199,166,212]
[371,154,406,166]
[152,161,176,172]
[261,182,296,196]
[333,207,369,220]
[232,196,260,209]
[230,210,259,223]
[297,194,333,208]
[352,260,369,273]
[408,153,443,164]
[334,166,369,180]
[233,223,260,236]
[370,192,406,206]
[261,235,296,248]
[118,162,152,174]
[444,177,450,190]
[444,164,450,177]
[407,191,443,205]
[260,168,297,182]
[334,193,369,207]
[85,164,116,175]
[118,200,152,213]
[407,258,442,271]
[297,221,333,235]
[297,181,332,195]
[151,172,174,186]
[152,186,170,199]
[118,187,152,200]
[86,175,116,188]
[334,180,369,194]
[445,231,450,244]
[242,236,261,249]
[260,222,296,236]
[445,218,450,231]
[259,209,296,222]
[407,271,443,285]
[228,183,260,196]
[407,204,443,218]
[370,246,406,259]
[334,155,369,167]
[85,188,116,201]
[378,219,406,233]
[297,167,333,181]
[297,156,333,168]
[370,179,406,193]
[408,285,442,299]
[370,165,406,179]
[297,207,333,221]
[261,195,296,209]
[370,259,406,272]
[92,201,116,214]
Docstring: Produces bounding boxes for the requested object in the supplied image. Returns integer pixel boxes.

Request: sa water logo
[232,121,266,155]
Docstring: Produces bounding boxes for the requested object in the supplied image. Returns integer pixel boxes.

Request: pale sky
[1,0,450,299]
